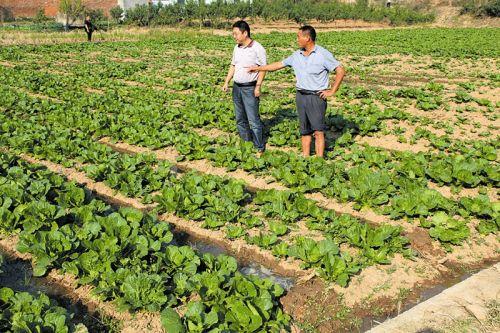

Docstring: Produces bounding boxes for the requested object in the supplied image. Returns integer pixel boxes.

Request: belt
[234,81,257,87]
[297,89,320,95]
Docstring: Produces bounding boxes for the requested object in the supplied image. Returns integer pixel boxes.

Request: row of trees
[117,0,435,27]
[3,0,498,27]
[1,0,436,27]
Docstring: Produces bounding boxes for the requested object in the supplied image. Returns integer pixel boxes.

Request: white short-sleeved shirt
[231,40,267,84]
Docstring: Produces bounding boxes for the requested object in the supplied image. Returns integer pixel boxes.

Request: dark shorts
[296,90,327,136]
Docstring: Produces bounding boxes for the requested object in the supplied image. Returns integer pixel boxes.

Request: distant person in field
[222,20,267,156]
[248,25,345,158]
[84,15,94,42]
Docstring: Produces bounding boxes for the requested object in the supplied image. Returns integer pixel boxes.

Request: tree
[59,0,85,30]
[481,0,500,17]
[34,8,49,24]
[84,8,105,23]
[110,6,124,23]
[0,7,15,22]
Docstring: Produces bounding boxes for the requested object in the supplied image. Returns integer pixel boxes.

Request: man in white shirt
[222,21,267,155]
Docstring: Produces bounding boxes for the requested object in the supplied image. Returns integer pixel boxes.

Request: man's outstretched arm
[248,61,286,73]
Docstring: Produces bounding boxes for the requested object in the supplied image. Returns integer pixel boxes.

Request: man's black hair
[232,20,251,38]
[299,25,316,42]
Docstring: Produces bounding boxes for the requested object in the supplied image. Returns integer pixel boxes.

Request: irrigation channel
[0,248,114,332]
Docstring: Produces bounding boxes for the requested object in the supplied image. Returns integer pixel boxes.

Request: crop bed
[0,27,498,332]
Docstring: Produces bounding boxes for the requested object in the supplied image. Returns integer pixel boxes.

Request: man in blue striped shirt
[248,26,346,157]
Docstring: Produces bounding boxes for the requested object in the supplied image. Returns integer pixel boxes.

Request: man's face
[297,31,310,49]
[232,28,247,45]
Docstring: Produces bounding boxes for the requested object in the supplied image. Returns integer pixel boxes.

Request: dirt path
[368,262,500,333]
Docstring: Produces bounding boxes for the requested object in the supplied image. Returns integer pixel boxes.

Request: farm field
[0,27,499,332]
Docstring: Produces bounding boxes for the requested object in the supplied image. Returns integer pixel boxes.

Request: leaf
[205,308,219,327]
[0,287,14,302]
[160,308,185,333]
[119,207,144,224]
[33,256,52,277]
[268,221,288,236]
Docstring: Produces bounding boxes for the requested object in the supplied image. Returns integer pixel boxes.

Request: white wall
[118,0,150,11]
[151,0,177,5]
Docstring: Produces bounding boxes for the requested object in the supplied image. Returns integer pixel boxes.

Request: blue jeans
[232,84,265,151]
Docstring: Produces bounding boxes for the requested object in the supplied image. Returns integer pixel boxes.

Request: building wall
[0,0,120,18]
